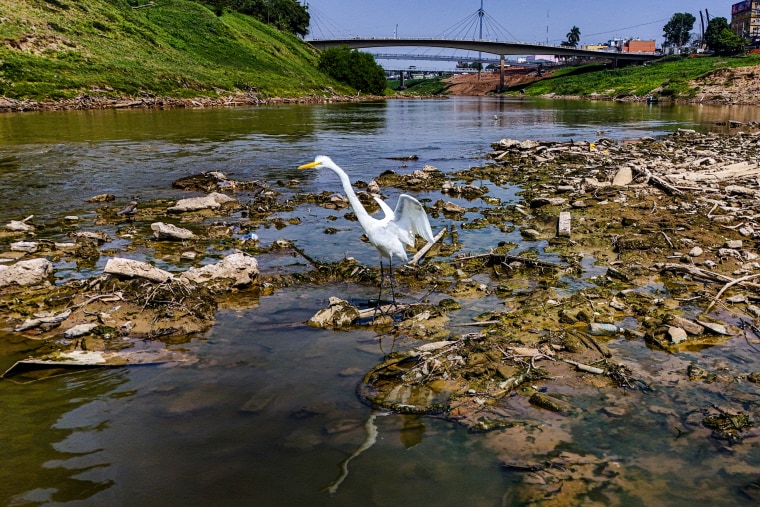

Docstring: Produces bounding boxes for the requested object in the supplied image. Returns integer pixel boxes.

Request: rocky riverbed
[2,129,760,503]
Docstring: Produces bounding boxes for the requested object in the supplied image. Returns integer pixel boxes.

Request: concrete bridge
[308,37,661,64]
[307,37,662,90]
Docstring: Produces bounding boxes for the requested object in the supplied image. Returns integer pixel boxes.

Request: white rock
[612,166,633,186]
[688,246,704,257]
[179,252,258,287]
[63,323,99,338]
[167,192,238,213]
[104,258,173,283]
[667,326,689,344]
[151,222,197,240]
[10,241,38,253]
[0,258,53,287]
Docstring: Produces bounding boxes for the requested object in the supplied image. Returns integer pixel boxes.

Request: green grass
[0,0,354,100]
[509,54,760,99]
[386,77,451,95]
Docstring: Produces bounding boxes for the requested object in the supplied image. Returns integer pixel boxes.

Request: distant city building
[580,39,656,53]
[731,1,760,39]
[526,54,558,63]
[622,39,656,53]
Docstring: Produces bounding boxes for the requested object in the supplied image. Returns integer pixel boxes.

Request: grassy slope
[0,0,352,100]
[514,54,760,99]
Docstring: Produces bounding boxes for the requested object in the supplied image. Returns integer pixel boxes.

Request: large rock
[307,297,360,329]
[167,192,238,213]
[179,252,258,288]
[0,258,53,287]
[151,222,197,240]
[104,258,173,283]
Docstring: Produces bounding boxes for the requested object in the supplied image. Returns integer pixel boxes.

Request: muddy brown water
[1,97,760,506]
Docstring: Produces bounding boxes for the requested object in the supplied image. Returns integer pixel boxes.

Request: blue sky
[306,0,731,45]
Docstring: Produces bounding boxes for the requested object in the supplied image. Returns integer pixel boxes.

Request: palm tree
[566,26,581,47]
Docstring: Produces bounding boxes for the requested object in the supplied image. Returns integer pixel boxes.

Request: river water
[1,97,759,506]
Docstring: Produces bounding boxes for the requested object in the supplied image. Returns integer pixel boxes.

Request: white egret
[299,155,434,305]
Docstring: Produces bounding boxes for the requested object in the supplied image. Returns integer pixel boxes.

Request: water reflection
[3,369,129,505]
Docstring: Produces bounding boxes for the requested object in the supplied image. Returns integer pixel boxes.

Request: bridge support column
[399,71,405,90]
[498,54,505,92]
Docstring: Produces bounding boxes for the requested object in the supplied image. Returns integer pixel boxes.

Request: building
[622,39,656,53]
[731,1,760,39]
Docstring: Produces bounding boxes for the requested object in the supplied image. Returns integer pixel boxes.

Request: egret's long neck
[327,165,372,223]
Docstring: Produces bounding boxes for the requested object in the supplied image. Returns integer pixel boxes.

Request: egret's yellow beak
[298,161,320,169]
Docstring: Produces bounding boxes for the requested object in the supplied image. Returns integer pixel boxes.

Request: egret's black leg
[389,257,397,306]
[375,259,385,314]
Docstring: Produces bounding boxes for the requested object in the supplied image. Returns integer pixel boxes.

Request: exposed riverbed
[1,97,760,506]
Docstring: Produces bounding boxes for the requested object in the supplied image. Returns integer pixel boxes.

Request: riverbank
[0,90,377,113]
[443,60,760,106]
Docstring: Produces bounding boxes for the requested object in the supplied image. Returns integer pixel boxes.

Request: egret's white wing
[373,195,394,221]
[393,194,434,244]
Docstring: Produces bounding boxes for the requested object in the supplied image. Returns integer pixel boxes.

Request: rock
[696,320,731,335]
[530,197,566,208]
[442,202,466,213]
[521,228,541,240]
[104,258,173,283]
[5,220,34,232]
[151,222,197,240]
[0,258,53,287]
[689,246,704,257]
[179,252,259,288]
[167,192,238,213]
[529,392,571,413]
[63,323,99,338]
[668,315,704,335]
[557,211,571,237]
[611,166,633,186]
[85,193,115,203]
[724,240,743,249]
[10,241,38,253]
[667,326,689,344]
[307,297,360,329]
[588,322,620,336]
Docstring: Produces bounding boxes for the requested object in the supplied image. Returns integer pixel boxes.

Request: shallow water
[1,97,760,506]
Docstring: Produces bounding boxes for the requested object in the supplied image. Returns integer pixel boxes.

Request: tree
[565,26,581,48]
[318,46,387,95]
[704,17,745,56]
[663,12,695,47]
[205,0,310,37]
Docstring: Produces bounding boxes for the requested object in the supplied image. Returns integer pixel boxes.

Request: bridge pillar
[398,71,405,90]
[498,55,505,92]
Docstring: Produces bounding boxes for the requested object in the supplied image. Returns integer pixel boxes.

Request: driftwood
[409,228,446,266]
[704,273,760,315]
[654,262,760,290]
[15,309,72,332]
[357,303,409,319]
[633,167,684,196]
